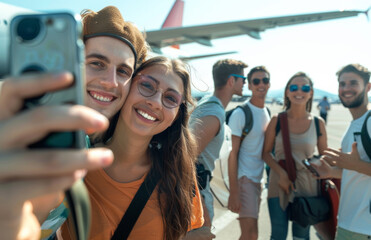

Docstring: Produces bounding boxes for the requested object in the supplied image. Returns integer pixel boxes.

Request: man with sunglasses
[190,59,248,226]
[227,66,271,240]
[314,64,371,239]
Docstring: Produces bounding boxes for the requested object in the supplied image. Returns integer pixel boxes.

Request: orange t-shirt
[60,169,204,239]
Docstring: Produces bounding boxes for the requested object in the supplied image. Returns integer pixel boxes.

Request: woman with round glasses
[261,72,328,240]
[59,56,205,239]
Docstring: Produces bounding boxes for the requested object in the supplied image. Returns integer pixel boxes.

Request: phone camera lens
[22,65,45,73]
[22,65,46,104]
[16,18,41,41]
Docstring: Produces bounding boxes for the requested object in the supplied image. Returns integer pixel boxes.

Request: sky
[2,0,371,98]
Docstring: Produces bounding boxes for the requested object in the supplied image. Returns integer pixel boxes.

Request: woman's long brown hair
[103,56,197,239]
[145,57,197,239]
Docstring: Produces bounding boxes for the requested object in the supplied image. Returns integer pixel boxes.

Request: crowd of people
[0,4,370,240]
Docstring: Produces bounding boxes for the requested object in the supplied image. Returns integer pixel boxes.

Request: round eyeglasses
[135,73,183,109]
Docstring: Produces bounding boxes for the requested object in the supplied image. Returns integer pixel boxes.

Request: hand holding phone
[9,12,85,149]
[302,159,320,177]
[8,12,88,240]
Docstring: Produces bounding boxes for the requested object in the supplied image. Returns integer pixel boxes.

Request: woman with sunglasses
[59,57,205,239]
[262,72,328,240]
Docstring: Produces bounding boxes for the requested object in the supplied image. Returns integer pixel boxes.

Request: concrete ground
[210,102,351,239]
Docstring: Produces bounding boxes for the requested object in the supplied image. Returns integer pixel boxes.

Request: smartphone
[302,159,320,177]
[9,13,89,240]
[9,12,86,149]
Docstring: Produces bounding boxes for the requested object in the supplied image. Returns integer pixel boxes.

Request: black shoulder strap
[240,103,253,141]
[111,171,160,240]
[314,116,322,138]
[275,112,282,136]
[361,111,371,160]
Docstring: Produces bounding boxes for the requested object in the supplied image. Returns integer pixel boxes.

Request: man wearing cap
[82,6,147,144]
[0,5,210,239]
[0,4,145,239]
[34,6,148,239]
[0,4,146,238]
[40,7,209,240]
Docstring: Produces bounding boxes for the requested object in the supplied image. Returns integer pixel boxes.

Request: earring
[149,141,162,150]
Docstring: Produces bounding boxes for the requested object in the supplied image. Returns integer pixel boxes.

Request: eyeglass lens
[137,75,183,108]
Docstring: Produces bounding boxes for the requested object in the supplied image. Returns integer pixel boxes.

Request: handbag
[278,112,332,228]
[287,184,331,228]
[321,178,340,239]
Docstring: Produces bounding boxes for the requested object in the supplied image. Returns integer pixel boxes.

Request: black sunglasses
[252,77,270,85]
[289,84,311,93]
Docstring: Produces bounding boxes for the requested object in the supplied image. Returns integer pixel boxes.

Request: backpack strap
[228,103,270,142]
[111,170,160,240]
[361,111,371,160]
[240,104,271,141]
[239,103,253,142]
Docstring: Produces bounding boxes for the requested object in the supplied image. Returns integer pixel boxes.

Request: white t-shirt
[338,110,371,235]
[228,100,270,183]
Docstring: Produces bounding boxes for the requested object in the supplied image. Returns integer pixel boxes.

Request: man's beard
[340,89,366,108]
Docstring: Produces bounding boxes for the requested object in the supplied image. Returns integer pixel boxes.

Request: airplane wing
[146,10,366,48]
[179,51,237,61]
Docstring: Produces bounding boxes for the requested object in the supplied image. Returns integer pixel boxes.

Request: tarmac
[210,102,352,240]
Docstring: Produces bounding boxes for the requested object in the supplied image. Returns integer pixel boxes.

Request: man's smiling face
[338,72,368,109]
[84,36,135,119]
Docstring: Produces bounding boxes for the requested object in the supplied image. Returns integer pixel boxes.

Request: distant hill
[192,88,339,102]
